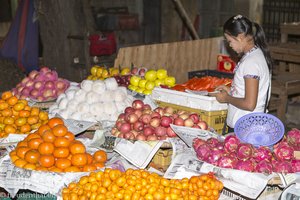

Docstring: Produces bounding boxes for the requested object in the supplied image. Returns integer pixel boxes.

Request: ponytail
[253,23,273,72]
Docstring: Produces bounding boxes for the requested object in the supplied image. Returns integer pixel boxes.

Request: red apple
[132,99,144,110]
[184,118,194,127]
[166,127,177,137]
[150,117,161,128]
[133,121,144,131]
[174,117,184,126]
[189,113,200,124]
[198,121,208,130]
[160,116,173,128]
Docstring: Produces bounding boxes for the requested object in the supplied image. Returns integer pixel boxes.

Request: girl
[211,15,272,133]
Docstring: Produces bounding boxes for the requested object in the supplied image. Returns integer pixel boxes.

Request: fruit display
[12,66,70,102]
[128,69,176,95]
[172,76,232,92]
[49,78,134,122]
[111,99,208,141]
[193,128,300,173]
[62,168,223,200]
[9,117,108,172]
[0,91,49,138]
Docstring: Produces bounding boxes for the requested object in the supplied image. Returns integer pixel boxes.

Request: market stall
[0,37,300,200]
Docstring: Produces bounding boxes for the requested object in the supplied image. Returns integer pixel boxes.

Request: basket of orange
[0,91,49,138]
[9,117,108,172]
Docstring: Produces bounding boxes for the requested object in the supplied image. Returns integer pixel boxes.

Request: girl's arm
[211,78,259,111]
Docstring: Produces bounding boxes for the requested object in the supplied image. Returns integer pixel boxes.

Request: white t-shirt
[227,47,270,128]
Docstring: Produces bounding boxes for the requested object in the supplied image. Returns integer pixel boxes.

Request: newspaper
[164,151,276,199]
[113,138,164,169]
[170,124,224,147]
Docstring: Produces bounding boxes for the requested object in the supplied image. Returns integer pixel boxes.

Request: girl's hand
[214,85,230,93]
[209,85,231,103]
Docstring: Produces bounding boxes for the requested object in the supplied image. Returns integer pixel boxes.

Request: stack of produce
[193,128,300,173]
[12,66,70,102]
[62,168,223,200]
[0,91,49,138]
[172,76,232,92]
[49,78,134,122]
[128,69,176,95]
[9,117,108,172]
[111,99,208,141]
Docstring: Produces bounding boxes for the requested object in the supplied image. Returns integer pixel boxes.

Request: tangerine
[64,132,75,141]
[30,107,40,116]
[54,137,71,147]
[20,124,31,133]
[19,110,31,118]
[1,108,12,117]
[1,91,13,100]
[13,102,25,111]
[16,140,28,148]
[27,116,39,125]
[93,150,107,163]
[39,111,49,121]
[16,146,31,159]
[24,149,40,164]
[7,96,18,106]
[69,141,86,154]
[14,117,27,126]
[28,138,43,149]
[38,124,51,135]
[25,133,41,141]
[52,124,67,137]
[38,142,55,155]
[48,117,64,128]
[71,153,88,167]
[53,147,70,158]
[3,117,14,125]
[64,166,81,172]
[0,102,9,110]
[4,124,16,134]
[39,154,55,168]
[42,130,56,142]
[14,159,27,168]
[94,162,105,169]
[82,164,97,172]
[86,153,93,164]
[55,158,72,170]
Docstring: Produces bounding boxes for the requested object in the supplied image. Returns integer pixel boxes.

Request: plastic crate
[155,100,227,134]
[188,69,234,80]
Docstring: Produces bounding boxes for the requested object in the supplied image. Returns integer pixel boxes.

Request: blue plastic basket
[234,112,285,147]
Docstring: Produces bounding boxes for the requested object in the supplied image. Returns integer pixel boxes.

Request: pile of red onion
[111,99,208,141]
[193,128,300,173]
[12,66,70,102]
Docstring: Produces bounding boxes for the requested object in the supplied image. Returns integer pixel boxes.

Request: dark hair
[223,15,273,72]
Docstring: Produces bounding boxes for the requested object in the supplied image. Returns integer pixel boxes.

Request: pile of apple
[111,100,208,141]
[128,69,176,95]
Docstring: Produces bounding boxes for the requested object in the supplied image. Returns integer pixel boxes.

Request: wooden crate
[280,22,300,43]
[114,37,223,83]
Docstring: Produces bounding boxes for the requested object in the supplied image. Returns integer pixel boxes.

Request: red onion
[39,66,51,74]
[21,77,30,85]
[34,81,43,90]
[45,81,55,89]
[28,70,39,79]
[44,71,58,81]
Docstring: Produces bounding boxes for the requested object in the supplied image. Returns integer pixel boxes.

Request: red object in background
[89,32,116,56]
[217,54,236,73]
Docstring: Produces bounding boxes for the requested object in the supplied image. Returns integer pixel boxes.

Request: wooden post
[172,0,199,40]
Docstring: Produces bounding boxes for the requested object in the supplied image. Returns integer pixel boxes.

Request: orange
[71,153,88,167]
[35,166,48,171]
[38,124,51,135]
[4,124,16,134]
[10,154,20,163]
[0,102,9,110]
[1,108,12,117]
[64,166,81,172]
[38,142,55,155]
[64,132,75,141]
[14,159,27,168]
[52,124,67,137]
[48,117,64,128]
[94,162,105,170]
[39,154,55,168]
[30,122,41,130]
[18,99,28,106]
[55,158,72,170]
[82,164,97,172]
[53,147,70,158]
[30,107,40,116]
[42,130,56,142]
[19,110,31,118]
[3,117,14,125]
[16,140,28,148]
[23,163,36,171]
[86,153,93,164]
[49,166,63,173]
[93,150,107,163]
[16,147,31,159]
[14,117,27,126]
[24,149,40,164]
[1,91,13,100]
[20,124,31,133]
[69,141,86,154]
[13,102,25,111]
[27,116,39,125]
[7,96,18,106]
[25,133,41,141]
[54,137,71,147]
[39,111,49,121]
[28,138,43,149]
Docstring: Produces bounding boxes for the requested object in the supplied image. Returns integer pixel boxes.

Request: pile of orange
[0,91,49,138]
[62,168,223,200]
[9,117,107,172]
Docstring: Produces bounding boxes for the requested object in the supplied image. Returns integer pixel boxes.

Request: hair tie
[234,14,243,20]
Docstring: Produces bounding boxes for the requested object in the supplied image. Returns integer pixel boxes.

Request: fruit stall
[0,39,300,200]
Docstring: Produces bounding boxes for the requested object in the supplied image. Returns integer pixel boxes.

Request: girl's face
[224,33,243,54]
